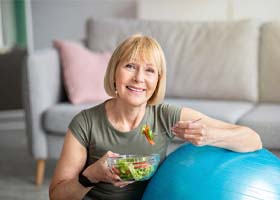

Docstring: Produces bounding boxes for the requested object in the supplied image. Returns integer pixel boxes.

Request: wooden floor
[0,110,55,200]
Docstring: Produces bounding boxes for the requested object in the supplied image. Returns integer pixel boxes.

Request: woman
[49,34,262,200]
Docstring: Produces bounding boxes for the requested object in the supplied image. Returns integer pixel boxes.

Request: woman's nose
[134,69,145,83]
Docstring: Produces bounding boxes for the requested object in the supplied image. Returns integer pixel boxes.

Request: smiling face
[104,35,167,105]
[115,58,159,107]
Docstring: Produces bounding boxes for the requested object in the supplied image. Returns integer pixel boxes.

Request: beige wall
[234,0,280,21]
[29,0,137,50]
[138,0,280,21]
[28,0,280,50]
[138,0,228,21]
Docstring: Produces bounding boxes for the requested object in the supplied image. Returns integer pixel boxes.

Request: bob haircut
[104,34,166,105]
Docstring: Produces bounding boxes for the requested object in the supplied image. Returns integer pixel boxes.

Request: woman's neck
[105,98,147,132]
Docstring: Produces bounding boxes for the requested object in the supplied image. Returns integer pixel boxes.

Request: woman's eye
[146,68,155,73]
[125,64,135,70]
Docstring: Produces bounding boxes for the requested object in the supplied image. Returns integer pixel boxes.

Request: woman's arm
[49,130,128,200]
[49,130,92,200]
[172,107,262,153]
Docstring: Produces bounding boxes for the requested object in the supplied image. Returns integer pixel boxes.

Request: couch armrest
[23,48,63,159]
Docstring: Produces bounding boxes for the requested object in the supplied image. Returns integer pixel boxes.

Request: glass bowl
[107,154,160,181]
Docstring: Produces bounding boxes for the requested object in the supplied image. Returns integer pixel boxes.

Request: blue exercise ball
[142,143,280,200]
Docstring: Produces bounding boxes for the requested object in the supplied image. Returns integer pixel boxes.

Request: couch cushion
[237,104,280,149]
[87,18,259,102]
[43,103,98,134]
[53,40,111,104]
[260,22,280,103]
[164,98,254,123]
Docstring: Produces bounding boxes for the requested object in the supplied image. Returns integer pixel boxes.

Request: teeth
[127,86,144,92]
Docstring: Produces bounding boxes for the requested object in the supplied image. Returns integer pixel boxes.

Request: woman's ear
[114,82,118,97]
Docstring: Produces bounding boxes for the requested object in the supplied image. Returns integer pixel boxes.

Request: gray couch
[23,18,280,185]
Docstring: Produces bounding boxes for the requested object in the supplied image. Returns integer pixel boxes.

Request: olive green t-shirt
[69,101,182,200]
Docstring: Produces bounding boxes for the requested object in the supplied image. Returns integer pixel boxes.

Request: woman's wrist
[82,167,99,184]
[78,167,100,188]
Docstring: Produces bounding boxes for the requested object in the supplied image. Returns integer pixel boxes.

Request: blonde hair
[104,34,166,105]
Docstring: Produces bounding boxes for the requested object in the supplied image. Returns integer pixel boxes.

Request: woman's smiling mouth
[126,86,146,92]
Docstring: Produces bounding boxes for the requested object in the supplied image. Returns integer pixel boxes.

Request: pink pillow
[54,40,111,104]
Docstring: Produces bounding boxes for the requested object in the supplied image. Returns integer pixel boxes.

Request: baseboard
[0,109,25,131]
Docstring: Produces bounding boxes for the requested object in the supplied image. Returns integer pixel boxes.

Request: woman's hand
[83,151,134,188]
[172,119,211,146]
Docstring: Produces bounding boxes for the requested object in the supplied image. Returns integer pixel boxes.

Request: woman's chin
[123,98,148,107]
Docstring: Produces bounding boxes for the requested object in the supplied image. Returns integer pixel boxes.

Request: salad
[108,154,160,181]
[141,125,155,145]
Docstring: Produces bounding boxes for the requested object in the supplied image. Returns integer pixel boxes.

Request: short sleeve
[157,103,182,138]
[68,110,91,148]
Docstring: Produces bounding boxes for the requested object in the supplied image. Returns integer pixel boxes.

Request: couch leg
[36,159,46,186]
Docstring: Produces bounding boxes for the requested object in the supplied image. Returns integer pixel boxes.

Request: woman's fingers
[90,151,134,188]
[112,167,119,174]
[108,169,134,186]
[116,180,135,188]
[174,128,204,135]
[174,120,203,129]
[107,151,120,158]
[110,174,121,182]
[172,121,208,146]
[102,151,120,165]
[172,126,205,136]
[184,134,206,144]
[103,151,134,188]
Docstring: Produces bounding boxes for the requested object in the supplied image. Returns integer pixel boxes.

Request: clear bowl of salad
[107,154,160,181]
